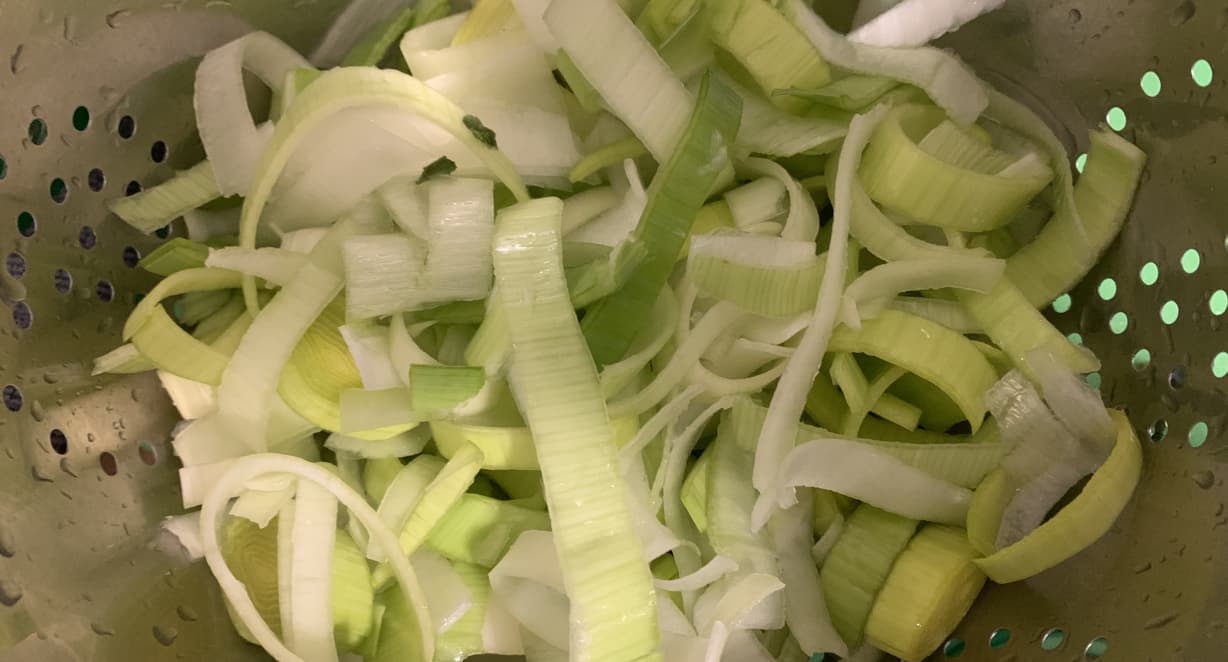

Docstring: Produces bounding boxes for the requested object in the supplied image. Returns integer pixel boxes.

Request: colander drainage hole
[78,226,96,249]
[989,628,1011,648]
[1149,419,1169,442]
[942,638,965,657]
[1189,421,1210,448]
[88,168,105,192]
[49,177,67,204]
[2,385,21,412]
[124,180,142,197]
[151,140,168,163]
[138,441,157,466]
[1169,366,1188,390]
[95,280,114,303]
[122,246,140,268]
[1040,628,1066,651]
[117,115,136,140]
[72,105,90,131]
[99,452,117,476]
[53,269,72,294]
[11,302,31,330]
[1211,290,1228,316]
[16,212,35,238]
[5,253,25,280]
[1084,636,1109,659]
[27,119,47,146]
[1213,352,1228,379]
[49,429,67,455]
[1132,348,1151,371]
[0,154,7,180]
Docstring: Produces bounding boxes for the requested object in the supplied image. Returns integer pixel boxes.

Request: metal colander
[0,1,1221,660]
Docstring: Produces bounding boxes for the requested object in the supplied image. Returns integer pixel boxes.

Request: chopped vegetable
[126,5,1147,660]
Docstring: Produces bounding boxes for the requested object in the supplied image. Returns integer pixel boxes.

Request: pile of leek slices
[108,0,1148,660]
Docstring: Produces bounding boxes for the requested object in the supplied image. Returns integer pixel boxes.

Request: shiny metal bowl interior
[0,1,1224,660]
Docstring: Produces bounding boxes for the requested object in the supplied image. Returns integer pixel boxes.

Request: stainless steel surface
[0,0,1222,660]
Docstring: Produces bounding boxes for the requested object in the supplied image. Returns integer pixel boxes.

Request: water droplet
[130,388,140,402]
[30,466,53,483]
[176,605,199,622]
[59,458,77,478]
[1193,470,1215,489]
[0,580,23,606]
[104,10,131,28]
[10,45,24,75]
[91,622,115,636]
[29,401,45,422]
[152,625,178,646]
[0,529,14,559]
[1069,8,1082,23]
[62,15,77,40]
[86,433,96,443]
[1171,0,1197,25]
[1144,612,1179,630]
[42,372,58,384]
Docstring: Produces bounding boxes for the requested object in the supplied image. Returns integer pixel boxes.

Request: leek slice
[278,299,364,433]
[343,233,427,320]
[207,247,308,288]
[195,33,310,196]
[819,504,918,649]
[132,307,231,385]
[849,0,1005,48]
[341,0,450,67]
[965,469,1011,557]
[580,72,741,365]
[488,530,570,651]
[200,455,434,662]
[686,236,825,319]
[123,268,243,339]
[828,310,996,433]
[431,421,537,470]
[237,66,529,311]
[975,410,1141,583]
[957,278,1098,375]
[569,138,648,184]
[426,493,552,567]
[1005,129,1147,308]
[859,105,1052,232]
[741,157,821,242]
[92,343,155,376]
[736,398,1003,489]
[863,525,985,662]
[784,0,988,125]
[371,455,446,560]
[544,0,693,163]
[707,0,832,112]
[777,74,898,112]
[110,161,221,234]
[751,107,884,532]
[220,518,374,652]
[723,177,787,229]
[159,371,217,420]
[325,428,430,459]
[138,238,211,277]
[281,479,340,661]
[409,365,486,417]
[493,198,662,662]
[770,499,849,658]
[363,457,404,504]
[779,438,973,524]
[706,418,784,630]
[339,387,419,434]
[733,78,847,157]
